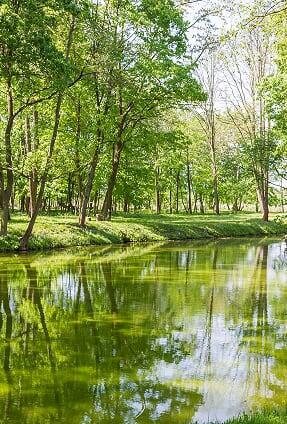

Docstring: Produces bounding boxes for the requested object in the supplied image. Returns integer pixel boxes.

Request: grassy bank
[0,212,286,252]
[222,409,287,424]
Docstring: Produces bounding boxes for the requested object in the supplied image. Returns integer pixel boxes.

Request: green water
[0,238,286,423]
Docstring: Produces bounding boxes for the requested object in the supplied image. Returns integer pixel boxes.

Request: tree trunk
[261,180,269,222]
[176,171,180,213]
[93,190,99,216]
[155,166,161,214]
[1,79,14,235]
[232,199,238,213]
[206,52,219,215]
[210,143,220,215]
[193,196,198,213]
[262,199,269,222]
[280,178,285,213]
[123,196,129,213]
[0,166,3,210]
[66,173,74,212]
[187,162,192,214]
[156,191,161,214]
[29,177,37,216]
[256,175,269,222]
[30,110,39,216]
[199,194,205,214]
[25,115,38,217]
[79,147,100,226]
[75,100,83,212]
[101,141,123,220]
[20,195,25,212]
[169,189,172,214]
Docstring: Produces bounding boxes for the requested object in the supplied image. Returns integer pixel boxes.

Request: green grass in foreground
[221,409,287,424]
[0,211,286,252]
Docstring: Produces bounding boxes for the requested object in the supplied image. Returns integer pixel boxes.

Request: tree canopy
[0,0,286,249]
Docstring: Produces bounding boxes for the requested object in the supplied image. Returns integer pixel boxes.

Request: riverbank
[0,212,286,252]
[223,409,287,423]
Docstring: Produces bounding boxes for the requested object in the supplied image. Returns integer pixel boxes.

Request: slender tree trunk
[93,190,99,216]
[102,141,123,220]
[79,94,103,226]
[193,196,198,213]
[75,100,83,211]
[261,176,269,222]
[155,166,161,214]
[66,173,74,211]
[187,162,192,214]
[20,195,25,212]
[0,165,3,210]
[176,171,180,213]
[262,198,269,222]
[79,146,100,226]
[96,191,100,214]
[205,53,219,215]
[169,189,172,214]
[281,178,285,213]
[25,115,37,217]
[156,191,161,214]
[256,174,269,222]
[1,79,14,235]
[30,110,39,216]
[101,80,127,221]
[29,175,37,217]
[123,196,129,213]
[11,189,15,213]
[210,141,220,215]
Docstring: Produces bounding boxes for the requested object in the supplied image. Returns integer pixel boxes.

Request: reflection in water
[0,239,286,423]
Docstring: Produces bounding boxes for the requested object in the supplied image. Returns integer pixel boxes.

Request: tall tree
[221,16,274,221]
[96,0,205,220]
[195,51,220,215]
[0,0,75,235]
[19,10,79,250]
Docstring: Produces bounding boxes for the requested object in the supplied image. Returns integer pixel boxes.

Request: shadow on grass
[1,213,286,252]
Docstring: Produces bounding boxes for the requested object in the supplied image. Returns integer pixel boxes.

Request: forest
[0,0,286,250]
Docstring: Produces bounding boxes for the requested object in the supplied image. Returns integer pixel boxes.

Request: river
[0,238,286,423]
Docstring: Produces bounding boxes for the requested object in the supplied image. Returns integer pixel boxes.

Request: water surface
[0,238,286,423]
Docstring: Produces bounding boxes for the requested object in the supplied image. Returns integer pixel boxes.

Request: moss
[0,212,286,252]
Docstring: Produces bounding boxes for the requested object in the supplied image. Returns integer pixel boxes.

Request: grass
[221,409,287,423]
[0,211,286,252]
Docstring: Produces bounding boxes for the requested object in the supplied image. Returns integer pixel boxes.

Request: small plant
[274,214,287,224]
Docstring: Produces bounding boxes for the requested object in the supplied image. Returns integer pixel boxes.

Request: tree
[195,51,221,214]
[19,3,86,250]
[91,0,205,220]
[221,13,275,221]
[0,0,77,235]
